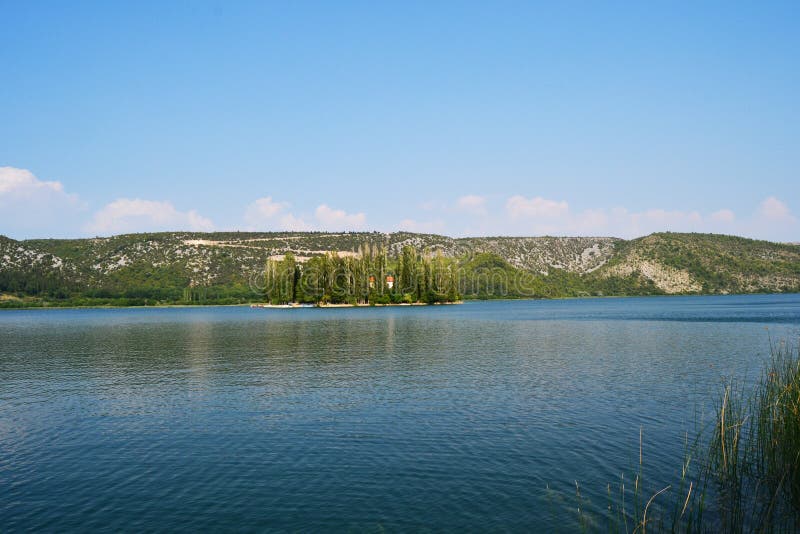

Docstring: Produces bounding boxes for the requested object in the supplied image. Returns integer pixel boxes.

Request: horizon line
[3,230,797,246]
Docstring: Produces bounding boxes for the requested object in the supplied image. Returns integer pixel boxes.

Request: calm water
[1,295,799,531]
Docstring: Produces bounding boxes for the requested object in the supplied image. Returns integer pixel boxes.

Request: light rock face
[2,231,799,294]
[384,234,619,274]
[603,255,702,294]
[0,232,619,288]
[0,238,72,273]
[451,237,618,274]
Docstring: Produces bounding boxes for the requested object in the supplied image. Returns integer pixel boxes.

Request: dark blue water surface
[1,295,799,531]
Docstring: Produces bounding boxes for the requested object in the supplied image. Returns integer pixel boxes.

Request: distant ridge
[1,231,799,306]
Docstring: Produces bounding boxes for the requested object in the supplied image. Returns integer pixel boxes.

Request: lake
[2,295,799,531]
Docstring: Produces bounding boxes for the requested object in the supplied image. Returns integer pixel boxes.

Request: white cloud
[243,196,311,230]
[4,165,795,244]
[85,198,214,235]
[406,194,790,242]
[397,218,447,234]
[743,197,798,241]
[314,204,366,230]
[245,196,288,221]
[482,195,796,241]
[418,200,441,212]
[625,208,704,236]
[485,193,739,237]
[0,166,65,195]
[243,198,365,231]
[0,166,85,238]
[710,209,735,223]
[279,213,312,231]
[455,195,487,216]
[757,196,794,222]
[506,195,569,218]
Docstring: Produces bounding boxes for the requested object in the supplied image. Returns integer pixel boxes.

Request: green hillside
[595,232,800,294]
[0,231,798,307]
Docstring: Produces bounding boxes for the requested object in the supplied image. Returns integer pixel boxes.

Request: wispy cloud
[757,196,795,222]
[455,195,488,216]
[0,166,86,238]
[3,166,796,243]
[506,195,569,219]
[243,198,365,231]
[86,198,214,235]
[314,204,366,230]
[0,166,68,196]
[494,194,797,241]
[710,209,735,223]
[243,196,311,230]
[245,196,289,220]
[397,218,447,234]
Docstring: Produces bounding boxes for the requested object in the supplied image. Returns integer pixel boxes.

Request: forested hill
[0,231,798,307]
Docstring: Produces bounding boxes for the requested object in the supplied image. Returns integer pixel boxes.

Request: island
[261,246,461,306]
[1,231,799,308]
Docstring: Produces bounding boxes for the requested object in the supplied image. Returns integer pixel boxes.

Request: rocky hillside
[377,233,618,273]
[595,233,800,294]
[2,232,619,289]
[1,231,798,305]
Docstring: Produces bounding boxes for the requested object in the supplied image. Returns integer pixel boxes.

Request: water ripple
[1,295,798,530]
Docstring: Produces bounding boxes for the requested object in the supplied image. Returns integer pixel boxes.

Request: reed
[567,340,800,532]
[570,425,705,533]
[706,339,800,532]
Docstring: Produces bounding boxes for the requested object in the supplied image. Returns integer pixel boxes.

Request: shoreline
[250,301,464,309]
[1,292,799,311]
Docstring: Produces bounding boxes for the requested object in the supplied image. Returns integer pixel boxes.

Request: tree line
[264,245,461,305]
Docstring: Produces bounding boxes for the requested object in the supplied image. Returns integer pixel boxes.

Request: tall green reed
[566,339,800,532]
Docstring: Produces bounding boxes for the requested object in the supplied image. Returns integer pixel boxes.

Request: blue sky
[1,1,798,240]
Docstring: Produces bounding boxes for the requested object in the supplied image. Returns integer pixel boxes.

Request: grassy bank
[708,339,800,532]
[570,340,800,532]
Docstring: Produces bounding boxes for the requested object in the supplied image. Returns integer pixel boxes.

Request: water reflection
[0,295,799,531]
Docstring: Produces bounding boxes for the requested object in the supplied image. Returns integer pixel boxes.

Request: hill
[0,231,798,307]
[594,232,800,294]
